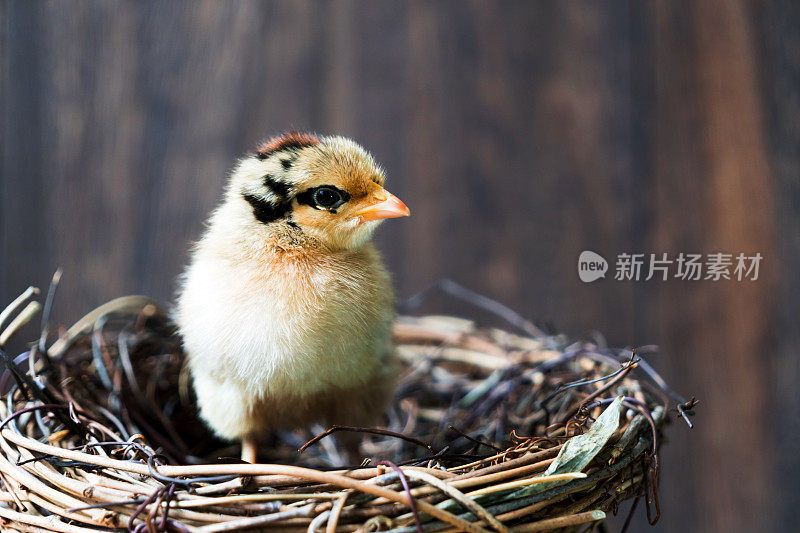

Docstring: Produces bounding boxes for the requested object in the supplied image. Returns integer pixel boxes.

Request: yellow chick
[175,133,410,463]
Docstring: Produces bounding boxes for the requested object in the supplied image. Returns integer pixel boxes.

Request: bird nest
[0,283,694,532]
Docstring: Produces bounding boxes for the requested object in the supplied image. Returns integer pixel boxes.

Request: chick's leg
[241,436,259,463]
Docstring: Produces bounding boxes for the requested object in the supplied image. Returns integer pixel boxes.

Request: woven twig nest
[0,286,693,532]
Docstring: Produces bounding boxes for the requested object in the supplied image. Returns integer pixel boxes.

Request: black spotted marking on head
[286,216,300,229]
[263,174,291,198]
[255,132,320,160]
[280,156,295,170]
[243,193,291,224]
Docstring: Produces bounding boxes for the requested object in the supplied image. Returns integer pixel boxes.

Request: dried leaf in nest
[513,396,623,498]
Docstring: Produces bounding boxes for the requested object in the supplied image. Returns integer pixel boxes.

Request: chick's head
[226,133,409,251]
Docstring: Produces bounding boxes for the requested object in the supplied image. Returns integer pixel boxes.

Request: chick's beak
[353,189,410,221]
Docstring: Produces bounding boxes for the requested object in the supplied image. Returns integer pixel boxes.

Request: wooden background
[2,1,798,531]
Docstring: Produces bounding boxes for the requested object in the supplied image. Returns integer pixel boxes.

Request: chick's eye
[312,187,344,209]
[296,185,350,211]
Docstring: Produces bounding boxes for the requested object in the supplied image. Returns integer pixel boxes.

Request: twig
[514,509,606,532]
[326,490,351,533]
[0,301,41,347]
[447,425,501,452]
[377,461,422,533]
[0,287,39,333]
[195,503,316,532]
[38,268,62,359]
[401,279,545,338]
[465,472,587,497]
[300,425,437,454]
[400,469,510,533]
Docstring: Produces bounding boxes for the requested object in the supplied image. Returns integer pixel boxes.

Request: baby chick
[176,133,409,463]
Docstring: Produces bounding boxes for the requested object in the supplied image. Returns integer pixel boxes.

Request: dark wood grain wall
[2,1,797,531]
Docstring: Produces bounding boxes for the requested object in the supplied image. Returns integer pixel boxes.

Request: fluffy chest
[178,247,394,396]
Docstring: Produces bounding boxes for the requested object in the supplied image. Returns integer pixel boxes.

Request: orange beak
[353,189,410,221]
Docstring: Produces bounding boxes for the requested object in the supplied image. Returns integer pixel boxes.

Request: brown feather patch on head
[256,132,320,160]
